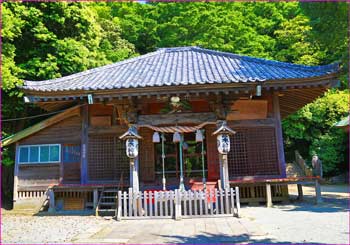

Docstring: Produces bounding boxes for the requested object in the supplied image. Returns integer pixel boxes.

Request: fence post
[116,191,122,221]
[128,188,132,217]
[175,189,182,220]
[235,186,241,218]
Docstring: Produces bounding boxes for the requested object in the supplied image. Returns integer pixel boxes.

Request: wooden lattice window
[88,135,129,181]
[228,127,279,178]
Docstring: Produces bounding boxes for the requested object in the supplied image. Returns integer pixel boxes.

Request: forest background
[2,2,349,201]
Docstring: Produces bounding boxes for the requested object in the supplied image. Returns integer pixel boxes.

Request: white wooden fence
[116,187,240,220]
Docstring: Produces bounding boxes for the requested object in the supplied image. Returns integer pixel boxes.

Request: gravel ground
[243,203,349,244]
[1,184,348,244]
[242,184,349,244]
[1,215,111,244]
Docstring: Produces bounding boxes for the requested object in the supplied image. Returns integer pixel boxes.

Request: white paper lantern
[256,84,262,96]
[173,131,181,143]
[216,134,230,154]
[152,131,160,143]
[126,138,139,158]
[195,129,203,142]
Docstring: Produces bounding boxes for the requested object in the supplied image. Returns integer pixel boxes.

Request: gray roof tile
[23,46,339,92]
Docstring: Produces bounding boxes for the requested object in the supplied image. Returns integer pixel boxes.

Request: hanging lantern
[173,131,181,143]
[152,131,160,143]
[119,126,142,159]
[195,129,203,142]
[216,134,230,154]
[126,138,139,158]
[212,121,236,154]
[256,84,262,97]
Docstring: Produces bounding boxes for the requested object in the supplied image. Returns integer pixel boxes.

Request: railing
[17,190,47,199]
[116,187,240,220]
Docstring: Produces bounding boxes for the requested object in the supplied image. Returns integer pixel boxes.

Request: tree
[1,2,136,166]
[282,90,349,176]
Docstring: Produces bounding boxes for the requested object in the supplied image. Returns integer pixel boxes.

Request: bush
[282,89,349,176]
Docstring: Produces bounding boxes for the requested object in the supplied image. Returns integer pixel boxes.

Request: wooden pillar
[59,150,64,184]
[13,143,20,201]
[93,189,98,209]
[297,184,303,201]
[221,154,230,190]
[130,157,139,193]
[48,189,55,213]
[266,183,273,208]
[273,92,287,178]
[219,154,223,188]
[80,104,89,184]
[315,179,322,204]
[235,186,241,218]
[139,128,155,182]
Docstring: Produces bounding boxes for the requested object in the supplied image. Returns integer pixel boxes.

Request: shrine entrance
[154,132,207,189]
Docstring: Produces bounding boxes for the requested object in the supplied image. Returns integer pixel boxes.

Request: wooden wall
[14,91,285,192]
[20,116,81,145]
[17,165,60,189]
[17,115,82,189]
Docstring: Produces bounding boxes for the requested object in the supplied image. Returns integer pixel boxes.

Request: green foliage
[274,15,325,65]
[282,90,349,176]
[300,2,349,88]
[1,2,135,166]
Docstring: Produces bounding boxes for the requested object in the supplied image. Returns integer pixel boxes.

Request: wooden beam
[2,105,81,147]
[137,112,217,125]
[273,92,287,178]
[59,152,64,184]
[88,125,127,135]
[80,105,88,184]
[228,118,276,127]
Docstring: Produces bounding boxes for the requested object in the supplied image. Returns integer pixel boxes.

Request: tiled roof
[23,46,339,92]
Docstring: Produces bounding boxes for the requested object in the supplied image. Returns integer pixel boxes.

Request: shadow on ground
[282,194,349,213]
[158,232,320,244]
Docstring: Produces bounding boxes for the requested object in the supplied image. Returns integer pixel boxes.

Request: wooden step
[98,209,116,212]
[103,189,119,193]
[99,202,116,206]
[101,196,116,199]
